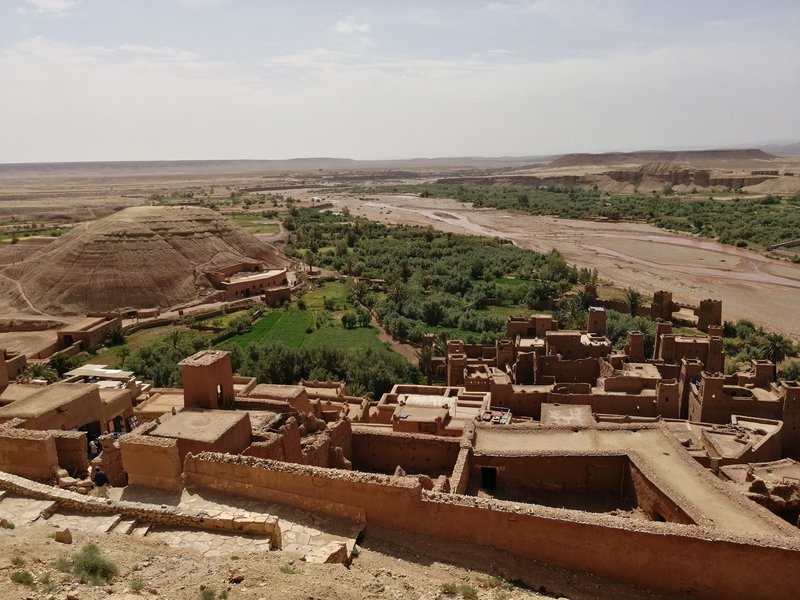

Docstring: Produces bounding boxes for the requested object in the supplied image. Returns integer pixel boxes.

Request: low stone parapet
[0,470,281,548]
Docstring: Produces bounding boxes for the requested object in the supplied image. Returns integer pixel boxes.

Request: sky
[0,0,798,163]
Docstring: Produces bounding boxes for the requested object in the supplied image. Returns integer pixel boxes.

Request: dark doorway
[79,420,102,438]
[481,467,497,491]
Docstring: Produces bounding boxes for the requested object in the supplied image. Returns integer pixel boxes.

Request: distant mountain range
[759,142,800,156]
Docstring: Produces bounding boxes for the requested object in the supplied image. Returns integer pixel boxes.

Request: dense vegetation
[122,327,419,400]
[375,184,800,251]
[283,208,594,343]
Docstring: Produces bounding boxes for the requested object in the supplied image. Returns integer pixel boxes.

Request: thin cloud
[18,0,81,16]
[334,16,371,35]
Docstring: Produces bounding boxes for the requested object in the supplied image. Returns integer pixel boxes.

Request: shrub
[279,564,300,575]
[10,570,34,585]
[441,582,458,596]
[73,543,118,585]
[130,573,147,592]
[341,312,357,329]
[10,555,24,566]
[459,585,478,599]
[52,556,72,572]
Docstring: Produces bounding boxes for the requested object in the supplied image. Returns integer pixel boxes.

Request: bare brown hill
[549,148,776,168]
[1,206,287,315]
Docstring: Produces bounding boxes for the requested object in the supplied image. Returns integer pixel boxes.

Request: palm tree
[22,363,59,383]
[433,331,449,358]
[344,382,371,400]
[758,332,796,364]
[167,330,184,350]
[558,298,588,330]
[416,346,434,385]
[624,288,644,316]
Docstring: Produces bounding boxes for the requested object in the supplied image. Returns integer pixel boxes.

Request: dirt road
[330,193,800,339]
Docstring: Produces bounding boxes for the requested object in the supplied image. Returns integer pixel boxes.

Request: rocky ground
[0,518,680,600]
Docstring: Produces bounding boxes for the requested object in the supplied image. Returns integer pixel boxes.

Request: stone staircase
[0,473,362,563]
[0,492,153,538]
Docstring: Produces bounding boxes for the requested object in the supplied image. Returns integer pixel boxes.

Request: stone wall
[0,428,59,479]
[351,428,460,476]
[50,430,89,476]
[0,470,280,548]
[182,452,800,600]
[119,434,183,491]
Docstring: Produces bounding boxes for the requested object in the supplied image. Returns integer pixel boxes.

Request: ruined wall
[243,433,285,461]
[471,454,628,495]
[327,419,353,461]
[493,386,550,419]
[50,430,89,476]
[536,356,599,384]
[182,452,800,600]
[548,392,659,417]
[0,428,58,479]
[625,456,695,524]
[172,415,252,463]
[92,434,127,487]
[352,429,460,476]
[119,434,183,491]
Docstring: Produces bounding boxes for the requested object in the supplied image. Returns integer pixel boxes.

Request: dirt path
[370,309,420,363]
[332,194,800,340]
[0,272,46,316]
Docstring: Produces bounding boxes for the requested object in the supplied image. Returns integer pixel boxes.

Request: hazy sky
[1,0,798,162]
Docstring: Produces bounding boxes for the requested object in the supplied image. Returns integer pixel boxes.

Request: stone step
[46,511,122,534]
[131,522,151,537]
[112,518,137,535]
[0,497,57,524]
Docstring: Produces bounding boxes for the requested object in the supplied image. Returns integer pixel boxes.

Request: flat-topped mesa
[1,206,288,315]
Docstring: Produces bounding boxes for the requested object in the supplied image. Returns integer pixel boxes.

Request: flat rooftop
[178,350,229,367]
[65,364,134,379]
[248,384,305,400]
[0,383,97,419]
[227,269,286,283]
[540,403,594,426]
[393,405,449,424]
[149,407,247,443]
[60,317,107,333]
[623,363,662,379]
[0,383,45,405]
[134,390,184,415]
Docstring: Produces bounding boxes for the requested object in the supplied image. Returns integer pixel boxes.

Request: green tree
[48,352,78,377]
[416,346,434,385]
[758,332,796,364]
[624,288,644,317]
[23,363,59,383]
[167,330,184,350]
[118,345,130,367]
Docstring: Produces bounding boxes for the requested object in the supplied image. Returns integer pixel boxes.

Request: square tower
[179,350,235,410]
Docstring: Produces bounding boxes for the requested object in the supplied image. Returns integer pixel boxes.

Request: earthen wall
[181,453,800,600]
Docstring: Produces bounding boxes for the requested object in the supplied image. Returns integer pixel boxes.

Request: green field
[304,325,387,351]
[230,213,280,234]
[217,281,391,352]
[90,325,210,367]
[201,309,250,327]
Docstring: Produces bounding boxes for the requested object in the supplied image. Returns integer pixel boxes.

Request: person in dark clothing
[91,467,109,497]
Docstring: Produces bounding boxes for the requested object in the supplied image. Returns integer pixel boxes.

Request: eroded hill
[1,206,288,315]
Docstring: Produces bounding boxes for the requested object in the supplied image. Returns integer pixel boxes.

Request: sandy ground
[0,516,679,600]
[326,193,800,340]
